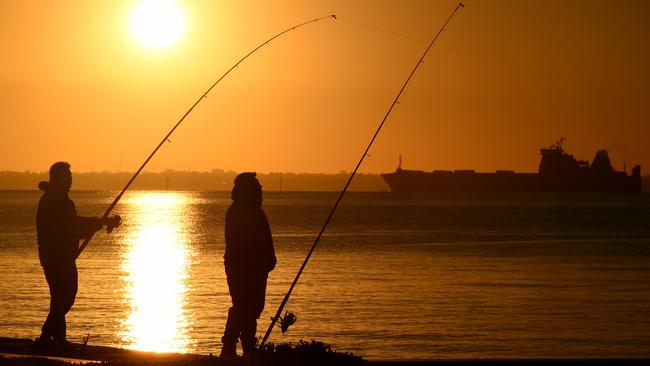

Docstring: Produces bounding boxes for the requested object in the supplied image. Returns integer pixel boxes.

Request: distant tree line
[2,170,648,193]
[0,169,390,192]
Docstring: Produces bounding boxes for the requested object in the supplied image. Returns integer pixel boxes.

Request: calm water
[1,190,650,360]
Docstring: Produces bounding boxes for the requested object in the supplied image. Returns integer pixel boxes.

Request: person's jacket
[224,202,276,276]
[37,191,102,267]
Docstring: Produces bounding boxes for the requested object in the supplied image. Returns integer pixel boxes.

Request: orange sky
[1,0,648,174]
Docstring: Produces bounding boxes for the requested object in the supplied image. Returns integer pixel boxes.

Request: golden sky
[1,0,648,174]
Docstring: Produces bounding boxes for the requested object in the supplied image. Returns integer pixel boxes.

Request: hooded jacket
[224,201,276,276]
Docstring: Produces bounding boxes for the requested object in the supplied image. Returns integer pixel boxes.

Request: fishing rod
[260,3,464,347]
[75,14,337,259]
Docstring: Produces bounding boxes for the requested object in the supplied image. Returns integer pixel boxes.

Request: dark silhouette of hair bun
[38,181,49,191]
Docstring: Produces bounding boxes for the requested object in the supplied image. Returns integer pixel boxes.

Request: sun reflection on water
[119,192,194,352]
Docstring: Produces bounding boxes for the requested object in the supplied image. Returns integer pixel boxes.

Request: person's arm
[75,215,121,239]
[75,216,103,239]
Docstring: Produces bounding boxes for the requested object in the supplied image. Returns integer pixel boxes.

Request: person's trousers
[222,273,267,352]
[41,262,78,341]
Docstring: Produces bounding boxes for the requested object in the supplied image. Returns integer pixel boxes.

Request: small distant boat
[382,139,642,193]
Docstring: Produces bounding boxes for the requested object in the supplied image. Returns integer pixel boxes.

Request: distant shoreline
[2,170,649,193]
[0,170,389,192]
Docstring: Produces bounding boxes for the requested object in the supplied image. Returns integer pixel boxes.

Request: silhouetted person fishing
[220,172,276,358]
[34,162,121,352]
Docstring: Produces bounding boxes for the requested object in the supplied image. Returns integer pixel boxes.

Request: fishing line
[434,43,624,96]
[463,2,650,40]
[337,16,426,43]
[75,14,337,259]
[260,2,464,347]
[345,15,614,95]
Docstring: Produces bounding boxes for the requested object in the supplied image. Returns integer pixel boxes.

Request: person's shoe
[241,336,258,357]
[33,335,55,354]
[219,340,238,359]
[53,339,79,354]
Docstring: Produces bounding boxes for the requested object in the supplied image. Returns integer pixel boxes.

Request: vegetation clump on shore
[255,340,364,365]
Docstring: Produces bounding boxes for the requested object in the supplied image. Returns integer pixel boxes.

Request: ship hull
[381,169,642,193]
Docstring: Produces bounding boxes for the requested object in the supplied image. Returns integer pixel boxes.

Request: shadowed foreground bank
[2,338,649,365]
[0,337,362,365]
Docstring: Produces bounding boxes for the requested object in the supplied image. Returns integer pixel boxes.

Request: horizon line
[0,169,391,175]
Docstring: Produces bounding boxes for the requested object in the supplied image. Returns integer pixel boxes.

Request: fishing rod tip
[331,14,337,20]
[459,3,465,7]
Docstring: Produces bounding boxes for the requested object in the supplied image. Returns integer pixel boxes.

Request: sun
[130,0,185,48]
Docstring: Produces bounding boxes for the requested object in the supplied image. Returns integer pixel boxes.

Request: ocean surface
[1,190,649,360]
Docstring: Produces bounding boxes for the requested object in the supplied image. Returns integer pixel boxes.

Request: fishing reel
[273,311,297,333]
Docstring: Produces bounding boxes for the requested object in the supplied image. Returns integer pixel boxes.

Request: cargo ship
[381,139,642,193]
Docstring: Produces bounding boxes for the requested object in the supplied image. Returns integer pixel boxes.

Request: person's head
[231,172,262,206]
[38,161,72,193]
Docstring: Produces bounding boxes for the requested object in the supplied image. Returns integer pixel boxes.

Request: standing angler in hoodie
[35,161,121,351]
[220,172,276,357]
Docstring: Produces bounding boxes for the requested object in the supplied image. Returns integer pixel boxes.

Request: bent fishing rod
[75,14,337,259]
[260,3,464,346]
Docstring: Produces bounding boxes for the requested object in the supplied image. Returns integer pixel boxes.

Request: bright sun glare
[121,192,193,352]
[130,0,185,48]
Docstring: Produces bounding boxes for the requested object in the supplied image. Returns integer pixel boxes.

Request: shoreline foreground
[1,337,649,365]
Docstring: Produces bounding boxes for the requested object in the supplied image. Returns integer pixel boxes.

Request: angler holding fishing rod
[34,162,121,353]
